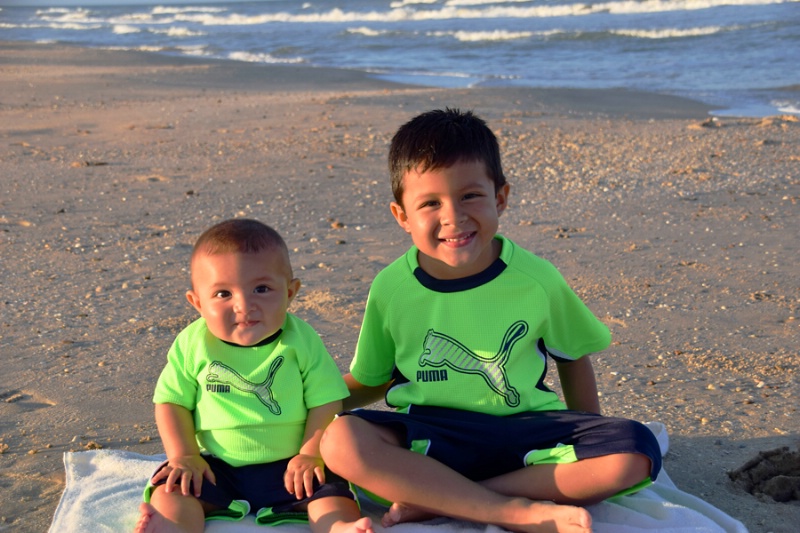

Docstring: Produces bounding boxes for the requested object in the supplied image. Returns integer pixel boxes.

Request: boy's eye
[420,200,439,209]
[254,285,269,294]
[213,290,231,298]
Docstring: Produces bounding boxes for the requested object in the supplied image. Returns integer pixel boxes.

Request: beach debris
[0,443,8,454]
[688,117,721,130]
[728,447,800,503]
[70,160,109,167]
[757,115,799,128]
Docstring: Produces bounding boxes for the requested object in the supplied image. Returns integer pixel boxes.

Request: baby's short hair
[192,218,289,269]
[388,108,506,204]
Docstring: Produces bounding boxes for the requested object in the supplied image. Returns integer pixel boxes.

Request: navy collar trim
[413,258,506,293]
[222,328,282,348]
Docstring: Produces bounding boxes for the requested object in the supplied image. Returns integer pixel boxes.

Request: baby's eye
[214,290,231,299]
[254,285,270,294]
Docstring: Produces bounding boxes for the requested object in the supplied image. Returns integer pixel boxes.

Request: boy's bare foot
[380,500,590,533]
[133,502,186,533]
[381,503,437,527]
[503,500,592,533]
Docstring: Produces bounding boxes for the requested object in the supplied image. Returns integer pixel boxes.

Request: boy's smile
[186,250,300,346]
[391,159,509,280]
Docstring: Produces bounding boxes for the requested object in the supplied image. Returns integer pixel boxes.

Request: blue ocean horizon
[1,0,798,117]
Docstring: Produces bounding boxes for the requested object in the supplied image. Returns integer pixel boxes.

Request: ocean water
[1,0,798,116]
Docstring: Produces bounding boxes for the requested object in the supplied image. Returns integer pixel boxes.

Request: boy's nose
[441,202,467,225]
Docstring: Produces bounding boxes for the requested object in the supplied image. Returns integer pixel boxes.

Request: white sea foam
[112,25,141,35]
[151,27,206,38]
[228,51,305,65]
[346,27,390,37]
[612,26,730,39]
[151,7,225,15]
[774,100,800,114]
[431,30,535,41]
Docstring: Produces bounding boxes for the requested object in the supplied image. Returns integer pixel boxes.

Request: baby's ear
[287,278,302,303]
[390,201,411,233]
[186,290,202,313]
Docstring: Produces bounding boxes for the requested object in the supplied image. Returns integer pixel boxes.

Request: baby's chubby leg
[321,415,591,533]
[133,486,206,533]
[307,496,375,533]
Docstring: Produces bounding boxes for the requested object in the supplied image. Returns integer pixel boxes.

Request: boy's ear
[186,290,202,313]
[496,183,510,215]
[286,278,302,304]
[390,201,411,233]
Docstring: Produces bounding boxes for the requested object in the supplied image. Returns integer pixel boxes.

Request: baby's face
[186,250,299,346]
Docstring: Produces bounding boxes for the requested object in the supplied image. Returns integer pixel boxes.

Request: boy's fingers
[315,465,325,485]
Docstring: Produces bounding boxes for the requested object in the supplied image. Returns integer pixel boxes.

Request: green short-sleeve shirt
[154,313,348,466]
[350,235,610,415]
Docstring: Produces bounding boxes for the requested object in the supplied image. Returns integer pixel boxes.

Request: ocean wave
[227,51,305,65]
[171,0,797,25]
[112,25,141,35]
[611,26,731,38]
[346,27,391,37]
[29,0,799,28]
[151,27,206,38]
[430,29,535,41]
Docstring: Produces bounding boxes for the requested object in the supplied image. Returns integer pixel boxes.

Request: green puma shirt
[351,235,611,415]
[154,314,348,466]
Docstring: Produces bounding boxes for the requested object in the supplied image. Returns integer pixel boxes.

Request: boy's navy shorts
[144,455,356,525]
[342,405,661,484]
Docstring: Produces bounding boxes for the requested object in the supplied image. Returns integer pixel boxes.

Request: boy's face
[391,159,509,280]
[186,250,300,346]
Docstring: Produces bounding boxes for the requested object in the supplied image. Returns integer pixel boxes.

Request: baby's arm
[284,400,342,499]
[556,356,602,414]
[152,402,215,497]
[342,373,391,410]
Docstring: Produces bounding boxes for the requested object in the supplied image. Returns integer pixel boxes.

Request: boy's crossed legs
[321,411,657,533]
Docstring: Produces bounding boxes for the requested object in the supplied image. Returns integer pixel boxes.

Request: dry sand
[0,41,798,533]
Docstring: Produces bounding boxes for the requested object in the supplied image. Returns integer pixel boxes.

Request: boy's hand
[284,453,325,499]
[152,454,216,498]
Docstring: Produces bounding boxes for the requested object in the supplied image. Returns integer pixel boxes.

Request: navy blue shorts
[145,455,356,524]
[342,405,661,483]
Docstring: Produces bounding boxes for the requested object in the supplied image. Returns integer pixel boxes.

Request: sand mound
[729,447,800,503]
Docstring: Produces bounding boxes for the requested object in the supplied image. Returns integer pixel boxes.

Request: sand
[0,41,798,533]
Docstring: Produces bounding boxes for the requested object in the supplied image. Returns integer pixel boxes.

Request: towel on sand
[49,422,747,533]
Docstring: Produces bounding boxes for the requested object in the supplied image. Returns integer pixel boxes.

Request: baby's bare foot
[133,502,187,533]
[381,503,437,527]
[329,516,375,533]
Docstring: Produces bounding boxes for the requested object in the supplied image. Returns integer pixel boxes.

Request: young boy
[135,219,373,533]
[320,109,662,533]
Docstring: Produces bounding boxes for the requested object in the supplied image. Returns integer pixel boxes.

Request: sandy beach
[0,41,797,532]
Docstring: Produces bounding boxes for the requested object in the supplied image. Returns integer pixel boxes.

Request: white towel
[49,422,748,533]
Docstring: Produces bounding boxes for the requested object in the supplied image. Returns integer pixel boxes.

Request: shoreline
[1,41,798,532]
[0,40,718,119]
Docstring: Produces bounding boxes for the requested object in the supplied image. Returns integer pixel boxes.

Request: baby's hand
[152,454,216,498]
[284,453,325,499]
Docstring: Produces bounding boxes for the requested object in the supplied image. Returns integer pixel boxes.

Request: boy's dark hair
[388,108,506,204]
[192,218,289,267]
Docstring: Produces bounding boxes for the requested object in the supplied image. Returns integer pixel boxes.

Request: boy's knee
[321,415,358,466]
